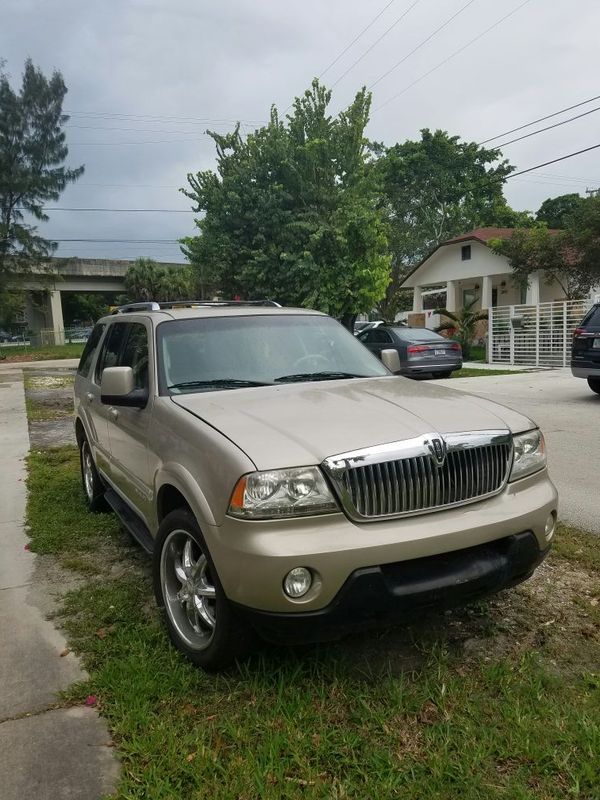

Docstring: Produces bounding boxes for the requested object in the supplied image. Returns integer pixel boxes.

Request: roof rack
[112,302,161,314]
[112,299,281,314]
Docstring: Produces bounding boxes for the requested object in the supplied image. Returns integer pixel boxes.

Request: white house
[400,227,600,314]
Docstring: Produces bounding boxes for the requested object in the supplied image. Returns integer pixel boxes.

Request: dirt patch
[29,418,77,448]
[332,552,599,676]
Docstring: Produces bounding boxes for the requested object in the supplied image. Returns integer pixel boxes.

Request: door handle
[109,408,119,421]
[86,392,94,403]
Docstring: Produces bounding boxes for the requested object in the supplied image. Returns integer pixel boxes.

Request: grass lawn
[0,342,84,362]
[26,447,600,800]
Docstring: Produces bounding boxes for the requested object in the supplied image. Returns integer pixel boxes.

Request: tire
[588,377,600,395]
[153,508,255,671]
[80,439,108,512]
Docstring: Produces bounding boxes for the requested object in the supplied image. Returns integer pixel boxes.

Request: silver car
[74,301,557,670]
[358,325,462,378]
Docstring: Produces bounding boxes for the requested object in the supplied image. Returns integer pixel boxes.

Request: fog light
[545,513,556,542]
[283,567,312,598]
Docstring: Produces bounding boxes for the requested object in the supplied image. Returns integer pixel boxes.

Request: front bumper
[209,469,558,614]
[234,531,550,644]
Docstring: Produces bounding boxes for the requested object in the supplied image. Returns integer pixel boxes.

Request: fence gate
[488,299,592,367]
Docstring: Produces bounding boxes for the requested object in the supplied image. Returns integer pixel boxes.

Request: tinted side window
[372,329,393,344]
[95,323,130,384]
[582,305,600,328]
[77,323,105,377]
[120,323,149,389]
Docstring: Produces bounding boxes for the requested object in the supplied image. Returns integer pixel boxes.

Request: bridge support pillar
[48,290,65,345]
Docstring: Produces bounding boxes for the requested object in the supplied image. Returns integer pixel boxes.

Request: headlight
[228,467,338,519]
[510,429,546,481]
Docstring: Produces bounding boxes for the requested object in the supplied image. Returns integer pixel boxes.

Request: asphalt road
[435,368,599,534]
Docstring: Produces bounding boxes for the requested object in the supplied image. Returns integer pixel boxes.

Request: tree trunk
[340,313,357,333]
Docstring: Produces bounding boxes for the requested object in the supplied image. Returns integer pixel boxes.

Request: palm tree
[434,298,488,360]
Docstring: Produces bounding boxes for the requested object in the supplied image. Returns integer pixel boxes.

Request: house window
[461,244,471,261]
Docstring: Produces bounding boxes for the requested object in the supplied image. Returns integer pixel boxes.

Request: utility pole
[585,187,600,197]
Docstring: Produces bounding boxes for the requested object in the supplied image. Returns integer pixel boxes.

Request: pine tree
[0,59,84,312]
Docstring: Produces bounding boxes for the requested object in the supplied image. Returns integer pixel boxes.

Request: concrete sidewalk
[434,368,599,534]
[0,365,119,799]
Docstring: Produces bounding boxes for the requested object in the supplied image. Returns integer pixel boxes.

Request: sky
[3,0,600,264]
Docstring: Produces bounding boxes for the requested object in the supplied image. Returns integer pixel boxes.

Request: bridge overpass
[19,258,185,343]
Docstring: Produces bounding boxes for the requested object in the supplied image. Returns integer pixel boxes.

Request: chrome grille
[323,432,513,521]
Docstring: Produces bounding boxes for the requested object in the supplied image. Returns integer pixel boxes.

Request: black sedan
[357,325,462,378]
[571,303,600,395]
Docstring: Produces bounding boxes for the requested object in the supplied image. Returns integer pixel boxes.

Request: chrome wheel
[160,530,217,650]
[82,443,94,502]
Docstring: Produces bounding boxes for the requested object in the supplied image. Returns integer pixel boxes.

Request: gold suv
[74,301,558,670]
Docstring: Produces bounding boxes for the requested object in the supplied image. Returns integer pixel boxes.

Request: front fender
[154,462,218,533]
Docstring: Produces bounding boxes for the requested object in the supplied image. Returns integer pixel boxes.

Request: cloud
[3,0,600,262]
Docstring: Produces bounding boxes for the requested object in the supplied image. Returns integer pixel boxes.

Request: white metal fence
[489,299,593,367]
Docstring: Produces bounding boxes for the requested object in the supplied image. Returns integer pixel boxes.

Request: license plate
[434,349,446,356]
[593,338,600,349]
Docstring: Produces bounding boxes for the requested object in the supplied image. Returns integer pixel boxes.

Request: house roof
[444,227,518,245]
[400,227,561,287]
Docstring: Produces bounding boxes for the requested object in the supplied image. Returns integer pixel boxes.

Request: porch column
[526,272,540,305]
[48,290,65,345]
[481,276,493,309]
[446,280,457,312]
[412,286,423,312]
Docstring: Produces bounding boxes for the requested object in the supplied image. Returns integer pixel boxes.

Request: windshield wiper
[274,371,370,383]
[168,378,271,391]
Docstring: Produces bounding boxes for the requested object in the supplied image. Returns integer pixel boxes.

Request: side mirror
[381,348,401,374]
[101,366,148,408]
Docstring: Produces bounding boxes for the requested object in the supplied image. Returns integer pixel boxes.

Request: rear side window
[120,324,149,390]
[94,323,130,384]
[77,324,105,378]
[581,305,600,328]
[371,329,393,344]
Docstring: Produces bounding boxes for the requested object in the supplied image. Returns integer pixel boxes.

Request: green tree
[0,59,84,310]
[374,129,515,319]
[182,81,390,329]
[434,300,488,360]
[124,258,193,302]
[536,193,584,228]
[489,223,598,300]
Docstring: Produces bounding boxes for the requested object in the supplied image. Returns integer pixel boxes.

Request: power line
[50,238,181,243]
[66,124,231,135]
[368,0,479,90]
[66,111,268,125]
[493,104,600,148]
[330,0,423,89]
[319,0,398,78]
[373,0,534,113]
[476,94,600,144]
[505,143,600,179]
[68,138,211,146]
[17,207,193,213]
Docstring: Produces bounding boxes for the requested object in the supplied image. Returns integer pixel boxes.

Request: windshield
[157,314,388,394]
[392,327,445,342]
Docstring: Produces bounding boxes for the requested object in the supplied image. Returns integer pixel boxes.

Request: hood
[172,376,534,470]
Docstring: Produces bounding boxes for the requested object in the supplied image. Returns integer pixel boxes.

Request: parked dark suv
[571,303,600,395]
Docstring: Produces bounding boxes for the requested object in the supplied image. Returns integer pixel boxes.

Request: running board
[104,488,155,554]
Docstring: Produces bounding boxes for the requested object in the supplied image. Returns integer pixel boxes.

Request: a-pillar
[525,271,541,305]
[481,276,493,309]
[446,280,457,312]
[412,286,423,312]
[48,290,65,345]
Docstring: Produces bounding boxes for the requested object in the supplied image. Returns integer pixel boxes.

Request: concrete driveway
[435,368,599,534]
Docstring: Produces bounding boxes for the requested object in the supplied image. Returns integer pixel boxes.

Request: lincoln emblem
[428,437,447,466]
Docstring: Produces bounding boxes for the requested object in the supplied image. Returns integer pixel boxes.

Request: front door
[104,321,153,519]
